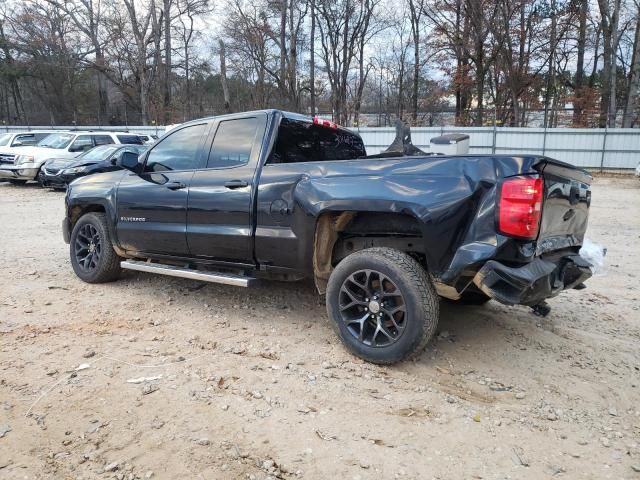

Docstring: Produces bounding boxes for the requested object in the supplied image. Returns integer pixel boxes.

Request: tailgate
[537,160,592,255]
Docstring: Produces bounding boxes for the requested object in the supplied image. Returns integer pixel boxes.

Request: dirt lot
[0,177,639,480]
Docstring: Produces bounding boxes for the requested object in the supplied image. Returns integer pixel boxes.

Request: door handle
[166,181,186,190]
[224,180,248,189]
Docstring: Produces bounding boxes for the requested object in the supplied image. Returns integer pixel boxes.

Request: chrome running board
[121,260,255,287]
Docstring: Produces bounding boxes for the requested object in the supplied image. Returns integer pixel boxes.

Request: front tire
[70,212,121,283]
[326,247,439,364]
[8,179,27,185]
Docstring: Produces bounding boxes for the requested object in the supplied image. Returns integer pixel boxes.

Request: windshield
[0,134,12,147]
[38,133,75,149]
[79,145,120,161]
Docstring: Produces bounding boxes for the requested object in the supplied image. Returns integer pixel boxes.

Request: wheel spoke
[373,320,394,342]
[345,312,369,342]
[339,286,366,311]
[382,305,404,316]
[338,268,407,348]
[74,223,102,272]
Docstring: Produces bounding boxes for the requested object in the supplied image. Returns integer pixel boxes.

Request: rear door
[186,113,267,264]
[68,135,94,155]
[115,122,210,255]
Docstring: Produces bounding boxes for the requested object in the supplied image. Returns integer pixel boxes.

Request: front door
[187,114,267,263]
[116,122,210,255]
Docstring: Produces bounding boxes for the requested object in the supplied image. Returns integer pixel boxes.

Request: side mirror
[117,151,140,172]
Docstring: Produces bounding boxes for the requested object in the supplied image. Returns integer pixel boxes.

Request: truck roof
[179,109,356,134]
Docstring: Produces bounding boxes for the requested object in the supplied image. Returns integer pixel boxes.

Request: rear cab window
[267,117,366,164]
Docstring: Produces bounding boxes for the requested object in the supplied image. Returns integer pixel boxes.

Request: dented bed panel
[254,154,585,291]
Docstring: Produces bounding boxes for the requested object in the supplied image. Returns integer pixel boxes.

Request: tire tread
[327,247,439,364]
[70,212,121,283]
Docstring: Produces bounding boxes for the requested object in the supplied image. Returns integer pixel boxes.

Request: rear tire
[70,212,121,283]
[8,179,27,185]
[326,247,439,364]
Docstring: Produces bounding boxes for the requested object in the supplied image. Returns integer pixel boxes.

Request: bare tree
[219,38,231,113]
[598,0,622,127]
[315,0,380,124]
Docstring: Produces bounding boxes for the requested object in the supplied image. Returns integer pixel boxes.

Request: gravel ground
[0,177,639,480]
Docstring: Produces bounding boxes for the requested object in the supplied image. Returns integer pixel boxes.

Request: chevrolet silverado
[62,110,593,363]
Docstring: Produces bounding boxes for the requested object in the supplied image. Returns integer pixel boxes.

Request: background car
[0,131,145,184]
[137,134,158,145]
[0,130,65,173]
[40,144,148,189]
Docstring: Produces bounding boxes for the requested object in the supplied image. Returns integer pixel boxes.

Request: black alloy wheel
[326,247,439,364]
[74,223,102,273]
[338,269,407,347]
[69,212,121,283]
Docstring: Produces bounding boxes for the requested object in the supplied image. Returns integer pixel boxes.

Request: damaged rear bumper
[472,255,592,306]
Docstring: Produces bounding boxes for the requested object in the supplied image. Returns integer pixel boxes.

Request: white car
[0,130,63,165]
[636,162,640,177]
[137,134,158,145]
[0,131,145,184]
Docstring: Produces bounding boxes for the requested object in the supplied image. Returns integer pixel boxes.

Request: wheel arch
[67,201,124,256]
[312,210,429,294]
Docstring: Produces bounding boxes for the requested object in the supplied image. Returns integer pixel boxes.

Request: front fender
[65,172,125,248]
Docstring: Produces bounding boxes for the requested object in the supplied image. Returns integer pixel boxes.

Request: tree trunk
[95,49,108,125]
[408,0,420,125]
[573,0,587,126]
[598,0,621,127]
[309,0,316,115]
[623,6,640,127]
[279,0,287,104]
[287,0,298,109]
[475,50,484,126]
[185,47,191,120]
[163,0,172,124]
[544,0,556,128]
[219,39,231,113]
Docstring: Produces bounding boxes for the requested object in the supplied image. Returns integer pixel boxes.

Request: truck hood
[67,169,125,187]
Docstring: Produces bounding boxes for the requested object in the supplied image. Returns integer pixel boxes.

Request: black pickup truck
[62,110,593,364]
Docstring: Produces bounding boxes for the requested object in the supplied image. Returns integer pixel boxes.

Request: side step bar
[121,260,256,287]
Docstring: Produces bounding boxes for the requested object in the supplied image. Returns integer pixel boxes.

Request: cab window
[207,117,259,169]
[12,134,38,146]
[144,123,207,172]
[69,135,94,153]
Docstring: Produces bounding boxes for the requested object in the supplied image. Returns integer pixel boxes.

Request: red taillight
[498,176,543,239]
[313,117,338,129]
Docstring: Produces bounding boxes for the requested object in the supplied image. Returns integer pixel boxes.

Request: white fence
[356,126,640,170]
[4,124,640,170]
